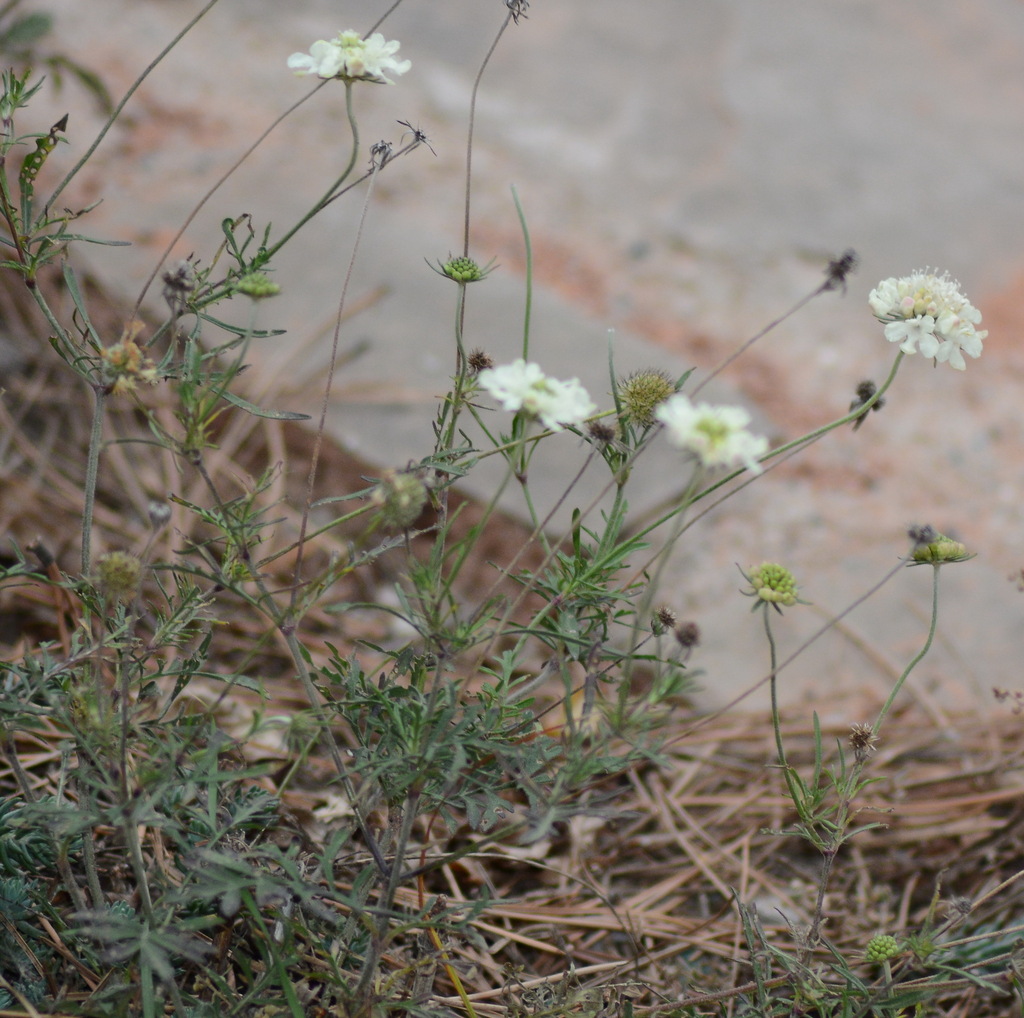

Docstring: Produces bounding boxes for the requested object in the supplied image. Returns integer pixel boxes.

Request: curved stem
[463,12,513,256]
[511,184,533,360]
[290,82,367,616]
[873,561,941,735]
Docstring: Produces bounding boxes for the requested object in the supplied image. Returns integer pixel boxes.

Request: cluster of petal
[868,270,986,371]
[655,394,768,474]
[745,562,800,607]
[477,359,596,431]
[287,30,410,84]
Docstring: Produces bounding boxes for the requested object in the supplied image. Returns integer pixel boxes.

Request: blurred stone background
[25,0,1024,713]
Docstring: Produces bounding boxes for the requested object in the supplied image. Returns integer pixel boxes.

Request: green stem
[256,81,361,264]
[872,562,941,736]
[511,184,533,360]
[629,351,906,546]
[764,608,801,806]
[463,13,513,256]
[81,386,106,576]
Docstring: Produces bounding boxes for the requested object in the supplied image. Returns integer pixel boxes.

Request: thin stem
[691,275,843,399]
[44,0,223,214]
[290,82,365,615]
[511,184,533,360]
[873,561,941,736]
[764,608,803,808]
[130,84,325,318]
[463,12,514,256]
[627,351,906,544]
[81,386,106,576]
[668,557,908,746]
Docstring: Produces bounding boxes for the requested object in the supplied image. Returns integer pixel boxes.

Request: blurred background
[25,0,1024,710]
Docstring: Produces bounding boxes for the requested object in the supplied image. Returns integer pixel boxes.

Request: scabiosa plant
[868,269,986,370]
[477,359,596,432]
[655,393,768,474]
[287,30,411,84]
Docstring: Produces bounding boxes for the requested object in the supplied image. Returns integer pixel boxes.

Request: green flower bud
[432,254,496,283]
[618,369,676,427]
[742,562,802,611]
[235,272,281,299]
[372,470,429,529]
[96,551,142,604]
[865,934,900,964]
[909,528,972,565]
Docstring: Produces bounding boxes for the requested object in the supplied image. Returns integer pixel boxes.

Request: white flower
[350,31,411,83]
[655,393,768,474]
[478,359,596,431]
[287,39,347,79]
[287,30,410,84]
[868,269,986,370]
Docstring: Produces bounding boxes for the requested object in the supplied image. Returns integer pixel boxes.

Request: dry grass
[3,269,1024,1016]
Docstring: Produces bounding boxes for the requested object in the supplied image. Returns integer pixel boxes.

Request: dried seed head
[822,248,859,293]
[849,379,885,431]
[651,605,678,636]
[96,551,142,604]
[468,349,494,373]
[848,722,878,763]
[586,419,618,446]
[674,620,701,649]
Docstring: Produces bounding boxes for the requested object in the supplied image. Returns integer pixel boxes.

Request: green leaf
[0,13,52,50]
[219,390,310,420]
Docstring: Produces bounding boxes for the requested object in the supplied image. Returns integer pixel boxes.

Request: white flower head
[655,393,768,474]
[478,359,596,432]
[287,39,346,79]
[288,30,410,84]
[868,269,986,370]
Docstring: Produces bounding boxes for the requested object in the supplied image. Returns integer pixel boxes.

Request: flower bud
[235,272,280,299]
[865,934,900,964]
[96,551,142,604]
[742,563,802,611]
[371,470,429,529]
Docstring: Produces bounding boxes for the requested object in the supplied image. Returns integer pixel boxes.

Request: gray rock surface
[31,0,1024,713]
